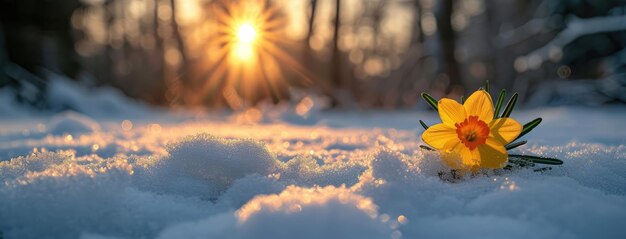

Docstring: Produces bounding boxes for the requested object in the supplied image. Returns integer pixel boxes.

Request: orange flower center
[455,116,490,150]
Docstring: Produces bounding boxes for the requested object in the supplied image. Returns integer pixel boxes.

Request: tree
[435,0,462,94]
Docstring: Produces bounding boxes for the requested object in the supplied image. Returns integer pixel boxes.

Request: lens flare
[236,23,257,44]
[180,0,313,107]
[233,42,254,61]
[232,22,258,62]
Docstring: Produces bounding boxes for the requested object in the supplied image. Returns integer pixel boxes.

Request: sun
[236,23,258,44]
[233,41,254,61]
[232,22,259,61]
[180,0,313,107]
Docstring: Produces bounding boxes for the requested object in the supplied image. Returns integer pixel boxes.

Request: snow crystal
[0,151,132,238]
[281,155,367,187]
[0,150,73,182]
[370,149,420,182]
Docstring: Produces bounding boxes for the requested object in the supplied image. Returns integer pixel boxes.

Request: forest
[2,0,624,110]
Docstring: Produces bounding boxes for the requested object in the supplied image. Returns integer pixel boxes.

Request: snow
[159,185,394,239]
[0,88,33,117]
[233,185,391,239]
[45,77,157,118]
[1,81,626,238]
[0,150,224,238]
[141,133,282,200]
[48,111,101,136]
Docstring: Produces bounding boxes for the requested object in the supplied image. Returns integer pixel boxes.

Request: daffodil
[422,90,522,170]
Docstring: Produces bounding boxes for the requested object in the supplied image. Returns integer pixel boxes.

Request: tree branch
[522,15,626,66]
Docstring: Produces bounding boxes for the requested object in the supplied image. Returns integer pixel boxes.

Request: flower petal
[460,147,481,168]
[477,140,508,169]
[489,118,522,145]
[440,141,464,169]
[464,90,493,123]
[441,140,480,170]
[438,98,466,126]
[421,123,457,150]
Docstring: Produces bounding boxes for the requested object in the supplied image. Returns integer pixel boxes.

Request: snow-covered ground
[1,81,625,239]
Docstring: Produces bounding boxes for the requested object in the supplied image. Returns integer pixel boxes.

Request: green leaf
[509,154,563,165]
[515,118,542,140]
[421,93,438,112]
[505,140,527,150]
[500,93,518,118]
[419,120,429,130]
[485,80,490,93]
[419,145,435,151]
[460,95,465,104]
[493,89,506,119]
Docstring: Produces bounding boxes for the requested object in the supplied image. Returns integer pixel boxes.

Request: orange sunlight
[231,22,258,62]
[236,23,257,44]
[183,0,311,108]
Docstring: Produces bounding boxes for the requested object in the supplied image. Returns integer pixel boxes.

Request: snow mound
[48,111,101,136]
[519,142,626,195]
[457,177,626,239]
[156,213,238,239]
[0,151,73,182]
[218,174,286,207]
[1,105,625,238]
[358,144,626,239]
[46,77,155,118]
[217,156,368,208]
[235,185,394,239]
[370,149,420,183]
[0,151,132,238]
[159,185,397,239]
[144,133,282,199]
[0,151,217,238]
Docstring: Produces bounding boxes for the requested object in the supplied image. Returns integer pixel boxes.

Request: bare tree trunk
[436,0,462,93]
[484,0,502,91]
[307,0,318,46]
[100,0,117,84]
[169,0,188,67]
[332,0,342,89]
[411,0,424,45]
[152,0,170,104]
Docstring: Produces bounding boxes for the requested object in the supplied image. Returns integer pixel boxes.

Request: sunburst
[182,0,311,108]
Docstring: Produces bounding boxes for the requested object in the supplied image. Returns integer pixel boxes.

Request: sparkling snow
[0,82,625,238]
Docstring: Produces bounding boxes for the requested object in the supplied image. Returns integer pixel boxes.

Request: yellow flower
[422,90,522,170]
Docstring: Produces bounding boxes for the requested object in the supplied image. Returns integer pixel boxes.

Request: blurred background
[1,0,625,111]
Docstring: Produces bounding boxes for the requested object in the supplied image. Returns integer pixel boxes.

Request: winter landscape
[1,79,625,238]
[2,0,626,238]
